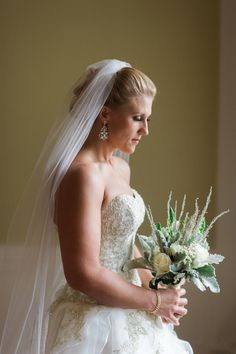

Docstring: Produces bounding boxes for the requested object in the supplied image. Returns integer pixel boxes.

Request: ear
[99,106,112,123]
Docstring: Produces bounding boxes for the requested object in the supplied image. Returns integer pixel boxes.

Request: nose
[140,120,149,136]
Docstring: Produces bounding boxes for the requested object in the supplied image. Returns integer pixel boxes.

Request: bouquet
[123,188,229,292]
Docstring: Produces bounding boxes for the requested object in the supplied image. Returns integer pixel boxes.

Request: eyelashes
[133,116,151,122]
[133,116,142,121]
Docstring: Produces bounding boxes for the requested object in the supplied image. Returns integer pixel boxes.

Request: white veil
[0,59,131,354]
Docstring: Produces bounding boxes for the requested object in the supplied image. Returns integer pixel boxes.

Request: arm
[56,164,187,325]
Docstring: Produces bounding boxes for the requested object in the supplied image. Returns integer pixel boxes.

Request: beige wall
[1,0,219,241]
[215,0,236,352]
[2,1,232,353]
[177,2,236,353]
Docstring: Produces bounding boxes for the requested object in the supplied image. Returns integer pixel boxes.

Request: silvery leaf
[201,276,220,293]
[186,236,195,245]
[156,229,168,248]
[170,264,179,273]
[171,231,181,244]
[175,272,186,280]
[207,253,225,264]
[137,235,152,255]
[200,239,210,250]
[192,276,206,291]
[122,257,152,272]
[170,262,186,273]
[146,237,158,251]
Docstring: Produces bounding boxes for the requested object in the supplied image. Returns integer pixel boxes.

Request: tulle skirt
[45,292,193,354]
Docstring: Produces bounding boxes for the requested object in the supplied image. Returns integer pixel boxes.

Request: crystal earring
[99,121,109,140]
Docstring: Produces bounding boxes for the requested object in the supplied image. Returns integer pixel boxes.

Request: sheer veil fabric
[0,59,131,354]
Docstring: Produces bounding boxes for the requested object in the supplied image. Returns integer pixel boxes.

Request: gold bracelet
[149,291,161,315]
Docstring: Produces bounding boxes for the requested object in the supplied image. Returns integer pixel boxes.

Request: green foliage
[199,217,206,234]
[196,264,215,277]
[122,188,227,294]
[169,207,175,225]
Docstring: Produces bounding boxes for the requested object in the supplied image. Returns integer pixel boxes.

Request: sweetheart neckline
[101,188,137,211]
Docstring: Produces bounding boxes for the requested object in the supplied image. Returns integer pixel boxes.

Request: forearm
[70,265,156,312]
[66,261,188,326]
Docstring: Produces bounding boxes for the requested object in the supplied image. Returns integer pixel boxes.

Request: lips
[132,139,140,144]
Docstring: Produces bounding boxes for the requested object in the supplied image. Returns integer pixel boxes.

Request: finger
[162,316,172,323]
[174,313,182,318]
[171,316,180,326]
[169,314,180,326]
[174,306,188,317]
[178,297,188,306]
[178,288,186,297]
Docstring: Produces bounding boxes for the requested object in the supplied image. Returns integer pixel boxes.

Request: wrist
[144,289,158,313]
[147,290,161,314]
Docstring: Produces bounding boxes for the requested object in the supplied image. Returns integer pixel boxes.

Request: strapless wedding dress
[45,189,193,354]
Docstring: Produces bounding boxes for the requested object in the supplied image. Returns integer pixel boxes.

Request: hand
[157,288,188,326]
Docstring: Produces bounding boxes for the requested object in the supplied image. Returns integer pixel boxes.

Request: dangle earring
[99,120,109,140]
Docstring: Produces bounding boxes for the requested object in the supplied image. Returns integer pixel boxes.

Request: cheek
[111,118,133,136]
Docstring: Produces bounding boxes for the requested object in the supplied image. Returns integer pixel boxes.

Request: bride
[0,59,193,354]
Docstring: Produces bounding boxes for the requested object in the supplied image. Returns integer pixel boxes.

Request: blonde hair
[70,66,156,111]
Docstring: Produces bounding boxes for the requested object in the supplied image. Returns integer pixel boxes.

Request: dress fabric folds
[45,189,193,354]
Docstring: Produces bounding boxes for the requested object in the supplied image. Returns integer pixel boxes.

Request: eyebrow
[133,113,152,118]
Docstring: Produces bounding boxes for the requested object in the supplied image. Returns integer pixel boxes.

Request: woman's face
[105,95,153,155]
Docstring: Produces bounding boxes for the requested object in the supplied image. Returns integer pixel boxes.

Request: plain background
[0,1,235,353]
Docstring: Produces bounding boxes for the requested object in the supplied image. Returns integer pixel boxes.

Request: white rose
[152,253,171,275]
[192,244,209,268]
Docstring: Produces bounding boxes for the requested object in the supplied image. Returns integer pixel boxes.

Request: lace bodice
[99,188,145,273]
[49,188,146,308]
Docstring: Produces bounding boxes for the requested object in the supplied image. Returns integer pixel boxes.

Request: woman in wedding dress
[0,59,193,354]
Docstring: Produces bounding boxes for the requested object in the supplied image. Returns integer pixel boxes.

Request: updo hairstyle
[70,66,156,112]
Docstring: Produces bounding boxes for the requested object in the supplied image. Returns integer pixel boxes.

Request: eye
[133,115,143,121]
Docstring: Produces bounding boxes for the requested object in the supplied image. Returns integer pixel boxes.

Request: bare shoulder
[113,156,131,183]
[57,162,105,209]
